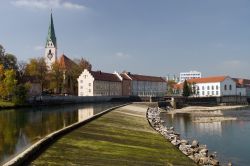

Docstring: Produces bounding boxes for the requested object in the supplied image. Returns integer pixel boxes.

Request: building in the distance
[180,70,201,83]
[77,70,167,97]
[174,76,247,97]
[77,69,122,96]
[123,72,167,97]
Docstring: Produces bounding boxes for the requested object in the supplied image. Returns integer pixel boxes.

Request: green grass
[0,101,15,108]
[31,104,197,166]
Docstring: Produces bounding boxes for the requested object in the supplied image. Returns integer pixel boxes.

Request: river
[0,102,123,165]
[160,108,250,166]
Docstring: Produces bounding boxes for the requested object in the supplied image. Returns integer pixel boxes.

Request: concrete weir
[147,107,221,166]
[3,103,130,166]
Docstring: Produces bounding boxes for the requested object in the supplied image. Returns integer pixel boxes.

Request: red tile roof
[90,71,121,82]
[59,54,77,69]
[187,76,228,84]
[233,78,250,86]
[127,73,166,82]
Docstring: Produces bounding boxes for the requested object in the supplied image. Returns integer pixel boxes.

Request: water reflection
[0,103,123,165]
[161,108,250,166]
[78,107,94,122]
[194,122,222,136]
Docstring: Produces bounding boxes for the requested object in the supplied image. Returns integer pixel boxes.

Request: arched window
[207,86,210,90]
[224,85,227,90]
[229,85,232,90]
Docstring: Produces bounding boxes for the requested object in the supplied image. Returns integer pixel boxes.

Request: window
[202,91,205,95]
[207,86,210,90]
[216,85,219,90]
[229,85,232,90]
[89,83,91,86]
[212,91,214,95]
[80,86,83,89]
[80,80,83,83]
[224,85,227,90]
[202,86,204,90]
[216,91,219,95]
[212,86,214,90]
[207,91,210,95]
[89,89,91,93]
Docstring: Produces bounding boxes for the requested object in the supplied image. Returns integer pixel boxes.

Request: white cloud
[34,45,44,51]
[11,0,86,10]
[115,52,130,58]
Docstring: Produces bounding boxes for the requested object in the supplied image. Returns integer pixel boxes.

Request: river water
[160,108,250,166]
[0,102,123,165]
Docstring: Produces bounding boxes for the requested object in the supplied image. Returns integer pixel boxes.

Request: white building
[189,76,246,97]
[180,71,201,83]
[77,69,122,96]
[122,72,167,97]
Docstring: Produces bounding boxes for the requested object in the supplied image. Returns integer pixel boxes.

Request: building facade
[180,70,201,83]
[122,72,167,97]
[174,76,247,97]
[78,69,122,96]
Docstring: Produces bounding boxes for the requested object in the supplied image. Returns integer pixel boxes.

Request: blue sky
[1,0,250,78]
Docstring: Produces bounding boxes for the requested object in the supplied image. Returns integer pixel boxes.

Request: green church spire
[46,12,57,48]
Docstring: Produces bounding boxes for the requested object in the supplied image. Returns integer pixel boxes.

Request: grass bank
[31,104,196,166]
[0,101,15,108]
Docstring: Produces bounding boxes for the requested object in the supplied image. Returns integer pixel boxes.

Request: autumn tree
[0,65,17,100]
[167,80,177,95]
[49,61,64,93]
[25,57,48,91]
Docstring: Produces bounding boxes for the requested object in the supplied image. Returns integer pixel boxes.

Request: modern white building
[77,69,122,96]
[180,71,201,83]
[189,76,246,97]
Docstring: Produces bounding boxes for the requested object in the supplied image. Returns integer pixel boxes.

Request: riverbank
[148,107,220,165]
[31,104,196,166]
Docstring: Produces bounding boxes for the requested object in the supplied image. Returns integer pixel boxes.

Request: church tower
[45,12,57,69]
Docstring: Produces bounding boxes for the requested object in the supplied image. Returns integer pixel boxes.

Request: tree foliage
[182,80,191,97]
[167,80,177,95]
[0,64,17,100]
[25,57,48,91]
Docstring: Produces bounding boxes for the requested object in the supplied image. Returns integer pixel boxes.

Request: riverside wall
[28,95,135,105]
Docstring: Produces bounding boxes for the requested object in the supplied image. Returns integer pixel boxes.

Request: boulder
[191,140,199,148]
[210,159,219,166]
[180,139,188,145]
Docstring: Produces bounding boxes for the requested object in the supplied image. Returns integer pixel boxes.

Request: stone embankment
[147,107,221,166]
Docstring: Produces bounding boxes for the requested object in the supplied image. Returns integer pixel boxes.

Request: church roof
[59,54,77,69]
[46,13,57,47]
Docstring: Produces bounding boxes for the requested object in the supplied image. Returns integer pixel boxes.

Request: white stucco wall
[196,82,221,97]
[195,77,240,97]
[236,87,246,96]
[77,69,94,96]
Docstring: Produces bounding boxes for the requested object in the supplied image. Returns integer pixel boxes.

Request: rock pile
[147,107,221,166]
